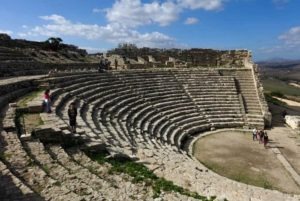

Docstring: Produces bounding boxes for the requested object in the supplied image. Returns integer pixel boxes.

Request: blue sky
[0,0,300,61]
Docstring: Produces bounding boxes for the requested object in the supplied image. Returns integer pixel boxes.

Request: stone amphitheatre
[0,35,300,201]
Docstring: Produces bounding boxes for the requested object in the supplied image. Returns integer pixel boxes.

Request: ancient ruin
[0,36,299,201]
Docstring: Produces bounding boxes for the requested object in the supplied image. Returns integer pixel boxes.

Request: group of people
[98,56,111,72]
[43,89,78,133]
[252,128,269,148]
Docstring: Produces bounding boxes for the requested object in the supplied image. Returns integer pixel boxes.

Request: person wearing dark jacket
[68,102,77,133]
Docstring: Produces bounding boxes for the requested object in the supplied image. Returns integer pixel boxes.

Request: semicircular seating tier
[47,68,265,152]
[1,69,298,201]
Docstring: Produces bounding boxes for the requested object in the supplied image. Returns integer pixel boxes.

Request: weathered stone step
[0,131,83,200]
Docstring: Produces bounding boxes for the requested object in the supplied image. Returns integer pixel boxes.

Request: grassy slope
[262,78,300,97]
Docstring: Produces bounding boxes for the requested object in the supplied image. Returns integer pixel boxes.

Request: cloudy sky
[0,0,299,61]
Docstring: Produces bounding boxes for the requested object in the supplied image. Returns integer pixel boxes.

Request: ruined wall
[109,46,252,68]
[181,49,251,68]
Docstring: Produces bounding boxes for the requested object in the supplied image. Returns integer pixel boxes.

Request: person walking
[258,130,264,144]
[43,89,51,113]
[68,102,77,133]
[263,130,269,148]
[252,128,257,141]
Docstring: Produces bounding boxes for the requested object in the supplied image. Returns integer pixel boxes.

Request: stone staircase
[221,69,265,129]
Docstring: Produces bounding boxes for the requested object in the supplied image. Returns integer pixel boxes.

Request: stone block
[33,125,62,143]
[27,101,43,113]
[9,103,17,107]
[285,115,300,130]
[20,133,32,141]
[3,119,16,132]
[83,140,106,152]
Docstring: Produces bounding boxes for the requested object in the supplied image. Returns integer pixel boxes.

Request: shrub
[270,91,285,98]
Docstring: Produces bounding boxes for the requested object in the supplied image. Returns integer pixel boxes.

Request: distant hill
[258,59,300,82]
[257,58,300,68]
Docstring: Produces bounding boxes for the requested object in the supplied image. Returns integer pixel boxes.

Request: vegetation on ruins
[89,152,219,201]
[0,34,87,55]
[45,37,63,51]
[17,90,44,108]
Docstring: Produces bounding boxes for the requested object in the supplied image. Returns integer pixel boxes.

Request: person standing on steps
[263,130,269,148]
[258,130,264,144]
[68,102,77,133]
[114,58,118,70]
[43,89,51,113]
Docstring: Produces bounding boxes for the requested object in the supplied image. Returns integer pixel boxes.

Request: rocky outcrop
[285,115,300,130]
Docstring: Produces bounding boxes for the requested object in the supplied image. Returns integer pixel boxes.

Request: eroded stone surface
[285,115,300,130]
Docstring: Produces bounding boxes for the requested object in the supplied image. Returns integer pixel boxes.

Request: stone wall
[182,49,251,68]
[109,47,252,68]
[251,64,272,126]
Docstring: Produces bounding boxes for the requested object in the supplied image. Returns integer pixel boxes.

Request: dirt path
[193,130,300,194]
[268,103,300,175]
[289,83,300,88]
[274,97,300,107]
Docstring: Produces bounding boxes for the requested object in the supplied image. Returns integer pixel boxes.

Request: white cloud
[106,0,180,27]
[0,29,13,35]
[184,17,199,25]
[40,14,70,25]
[92,8,106,13]
[106,0,225,28]
[177,0,225,10]
[80,46,107,53]
[19,14,178,48]
[279,26,300,46]
[259,26,300,54]
[17,0,228,49]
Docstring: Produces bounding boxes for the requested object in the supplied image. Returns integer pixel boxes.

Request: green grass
[0,152,12,160]
[201,161,274,191]
[17,89,44,107]
[89,152,218,200]
[262,78,300,97]
[15,111,44,135]
[264,93,286,106]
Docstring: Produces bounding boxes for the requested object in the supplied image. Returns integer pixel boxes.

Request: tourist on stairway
[68,102,78,133]
[252,127,257,141]
[43,89,52,113]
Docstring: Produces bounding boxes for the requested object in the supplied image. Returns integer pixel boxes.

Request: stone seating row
[49,72,190,149]
[1,70,298,201]
[48,70,249,149]
[52,81,134,149]
[0,130,85,200]
[48,69,262,148]
[0,159,42,201]
[0,111,151,201]
[2,104,140,200]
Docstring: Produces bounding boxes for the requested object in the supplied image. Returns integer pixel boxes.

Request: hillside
[258,60,300,82]
[0,33,99,63]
